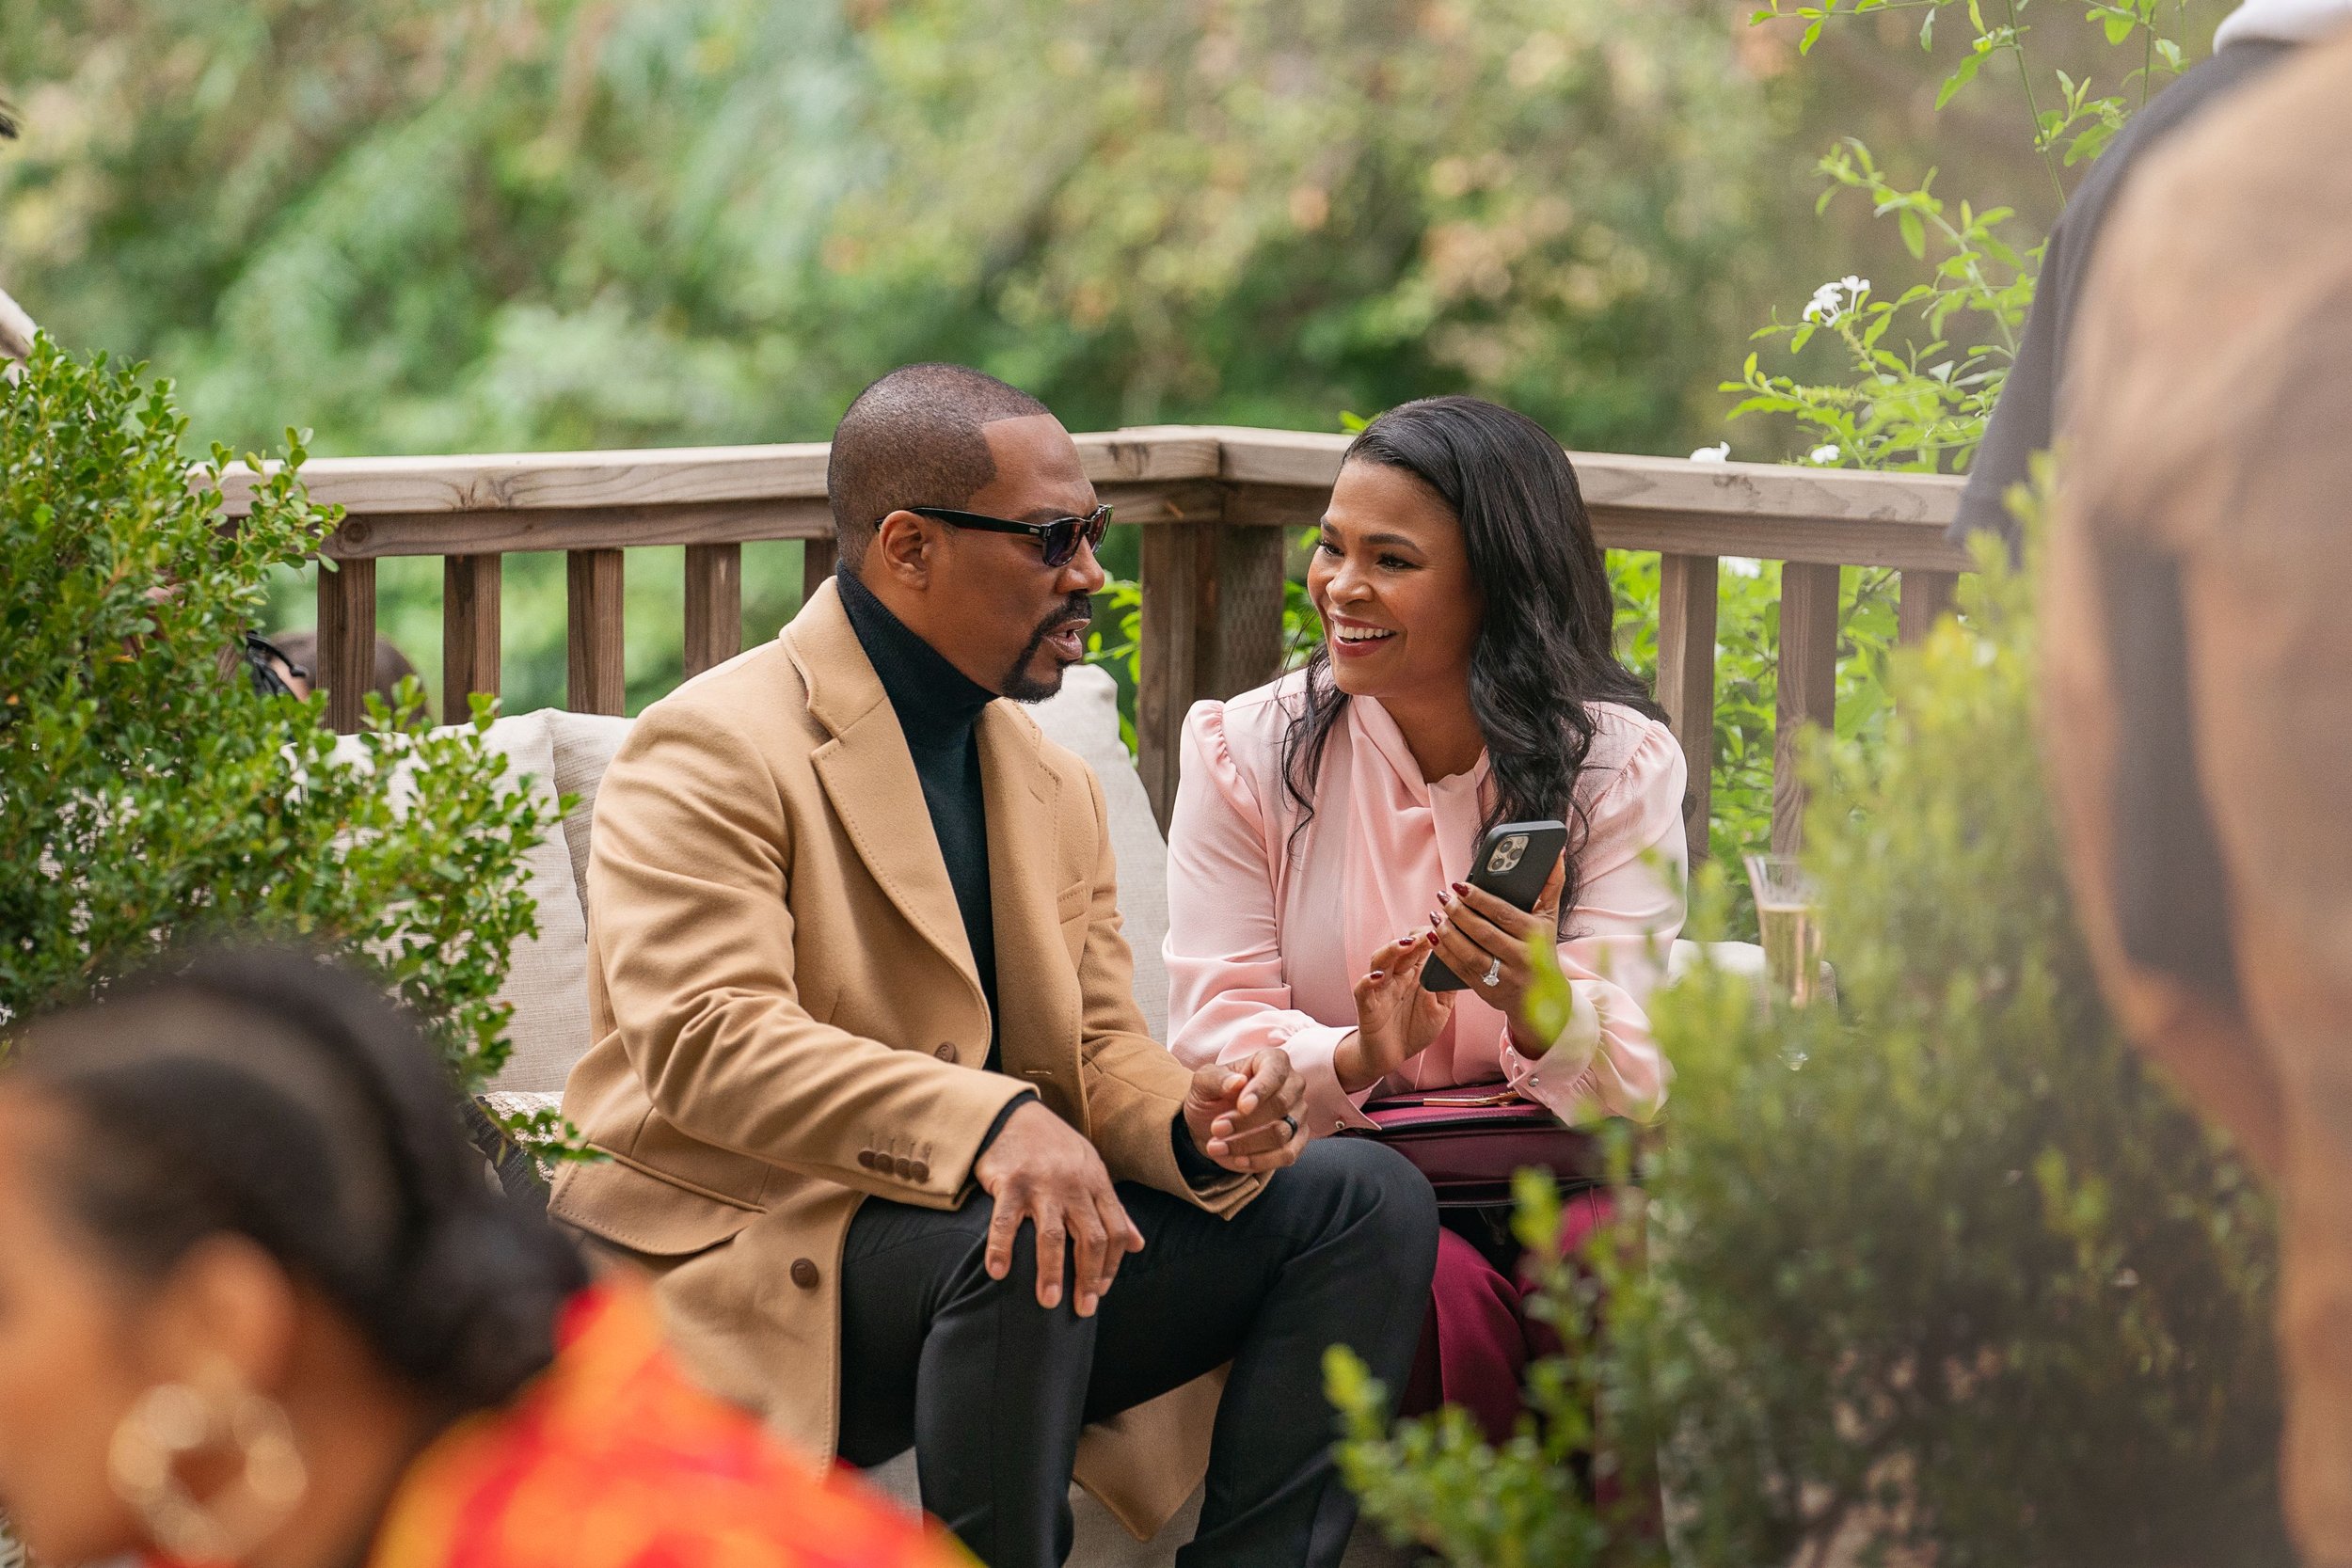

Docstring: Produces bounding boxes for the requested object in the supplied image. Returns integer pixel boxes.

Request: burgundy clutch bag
[1344,1088,1605,1209]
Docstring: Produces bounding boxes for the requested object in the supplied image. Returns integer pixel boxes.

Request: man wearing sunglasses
[551,363,1438,1568]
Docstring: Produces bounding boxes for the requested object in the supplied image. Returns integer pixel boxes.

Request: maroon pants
[1397,1186,1615,1442]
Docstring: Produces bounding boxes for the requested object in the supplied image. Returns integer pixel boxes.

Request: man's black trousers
[835,1137,1439,1568]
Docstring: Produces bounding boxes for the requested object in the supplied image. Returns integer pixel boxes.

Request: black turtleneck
[834,568,1225,1188]
[837,567,1004,1069]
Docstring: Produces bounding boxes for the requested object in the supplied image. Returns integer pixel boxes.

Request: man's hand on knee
[972,1100,1144,1318]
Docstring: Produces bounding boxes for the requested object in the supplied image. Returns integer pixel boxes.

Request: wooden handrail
[215,427,1967,853]
[215,426,1966,567]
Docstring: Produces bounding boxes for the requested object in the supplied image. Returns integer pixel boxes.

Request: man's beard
[1001,592,1094,703]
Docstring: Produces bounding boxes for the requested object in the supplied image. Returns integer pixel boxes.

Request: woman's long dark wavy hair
[1281,395,1667,926]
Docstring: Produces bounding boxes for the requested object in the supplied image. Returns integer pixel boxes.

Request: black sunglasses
[908,503,1112,568]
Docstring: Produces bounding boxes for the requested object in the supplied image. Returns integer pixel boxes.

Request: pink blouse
[1164,675,1688,1137]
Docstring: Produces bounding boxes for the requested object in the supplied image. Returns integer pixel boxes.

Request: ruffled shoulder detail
[1576,704,1689,864]
[1181,672,1309,831]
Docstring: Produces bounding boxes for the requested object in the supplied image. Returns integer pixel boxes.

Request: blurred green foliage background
[0,0,2133,720]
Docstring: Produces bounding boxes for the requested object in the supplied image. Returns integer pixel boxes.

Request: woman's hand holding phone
[1432,853,1567,1056]
[1338,930,1457,1093]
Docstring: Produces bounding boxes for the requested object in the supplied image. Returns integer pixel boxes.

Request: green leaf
[1920,5,1937,47]
[1899,206,1927,258]
[1935,49,1985,107]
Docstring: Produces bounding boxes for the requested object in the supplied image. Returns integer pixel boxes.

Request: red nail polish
[1452,881,1470,895]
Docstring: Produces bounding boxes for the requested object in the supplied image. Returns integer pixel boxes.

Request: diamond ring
[1481,957,1502,989]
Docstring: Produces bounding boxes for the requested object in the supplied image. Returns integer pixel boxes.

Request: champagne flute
[1744,853,1822,1005]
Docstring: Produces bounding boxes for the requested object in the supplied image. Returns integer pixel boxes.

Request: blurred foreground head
[0,947,584,1565]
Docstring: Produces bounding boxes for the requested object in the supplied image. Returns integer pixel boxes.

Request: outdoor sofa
[358,662,1755,1568]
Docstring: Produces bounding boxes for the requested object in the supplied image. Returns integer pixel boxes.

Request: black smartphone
[1421,819,1569,991]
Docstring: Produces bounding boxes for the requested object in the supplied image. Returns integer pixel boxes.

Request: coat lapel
[978,701,1084,1086]
[787,581,986,1011]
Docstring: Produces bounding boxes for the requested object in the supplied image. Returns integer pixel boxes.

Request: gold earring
[106,1368,307,1564]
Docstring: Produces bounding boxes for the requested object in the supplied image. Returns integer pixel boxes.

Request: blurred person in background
[2045,26,2352,1565]
[272,628,427,721]
[0,946,968,1568]
[238,632,311,700]
[1952,0,2352,551]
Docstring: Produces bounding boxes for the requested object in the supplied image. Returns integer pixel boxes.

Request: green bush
[1328,549,2285,1565]
[0,341,557,1082]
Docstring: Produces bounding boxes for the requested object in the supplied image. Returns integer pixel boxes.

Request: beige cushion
[545,709,635,916]
[333,712,592,1094]
[462,713,596,1093]
[1668,938,1766,981]
[1029,664,1170,1040]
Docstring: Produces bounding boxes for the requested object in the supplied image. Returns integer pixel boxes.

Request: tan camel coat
[548,578,1260,1536]
[2046,29,2352,1564]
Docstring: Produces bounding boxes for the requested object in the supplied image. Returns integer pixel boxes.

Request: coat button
[894,1156,917,1180]
[909,1161,931,1183]
[856,1150,878,1170]
[934,1042,957,1061]
[790,1258,819,1290]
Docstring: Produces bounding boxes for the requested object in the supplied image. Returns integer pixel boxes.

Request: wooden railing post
[1772,562,1841,855]
[1656,553,1718,863]
[317,555,377,736]
[1135,504,1290,832]
[566,548,626,715]
[1208,521,1290,695]
[802,537,838,609]
[683,543,742,677]
[442,554,501,721]
[1137,522,1216,830]
[1899,568,1958,645]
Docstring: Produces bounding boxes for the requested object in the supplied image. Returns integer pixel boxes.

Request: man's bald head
[827,364,1055,569]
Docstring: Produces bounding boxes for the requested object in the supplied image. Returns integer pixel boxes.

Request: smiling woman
[1163,395,1691,1441]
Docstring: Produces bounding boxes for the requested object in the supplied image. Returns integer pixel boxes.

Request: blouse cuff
[1276,1021,1378,1136]
[1501,983,1604,1119]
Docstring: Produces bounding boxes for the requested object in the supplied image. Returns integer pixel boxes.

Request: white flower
[1809,443,1841,464]
[1689,442,1731,463]
[1801,275,1872,325]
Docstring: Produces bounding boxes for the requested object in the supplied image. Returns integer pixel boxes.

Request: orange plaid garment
[150,1284,972,1568]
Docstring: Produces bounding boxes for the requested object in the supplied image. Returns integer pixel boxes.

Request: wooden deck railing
[216,426,1969,856]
